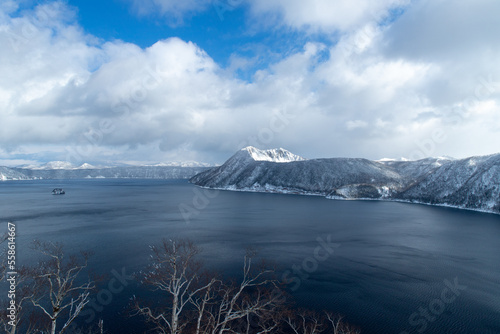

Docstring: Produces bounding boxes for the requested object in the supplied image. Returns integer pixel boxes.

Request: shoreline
[196,184,500,216]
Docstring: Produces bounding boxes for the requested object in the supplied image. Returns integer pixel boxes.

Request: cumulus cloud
[249,0,409,32]
[384,0,500,60]
[0,1,499,166]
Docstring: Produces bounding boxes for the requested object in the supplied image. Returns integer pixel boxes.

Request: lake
[1,179,499,333]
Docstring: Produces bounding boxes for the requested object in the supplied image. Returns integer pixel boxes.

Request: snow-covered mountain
[76,163,97,169]
[0,159,215,180]
[190,148,500,214]
[241,146,306,163]
[0,167,31,181]
[29,161,77,170]
[19,160,213,170]
[0,165,211,181]
[394,154,500,212]
[191,148,402,196]
[147,161,213,168]
[19,161,99,170]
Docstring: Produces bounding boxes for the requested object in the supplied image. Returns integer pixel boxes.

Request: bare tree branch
[29,240,96,334]
[133,238,360,334]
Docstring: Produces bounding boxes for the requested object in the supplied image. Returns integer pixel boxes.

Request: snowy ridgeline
[190,147,500,214]
[0,165,211,181]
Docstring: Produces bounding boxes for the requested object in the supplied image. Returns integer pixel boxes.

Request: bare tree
[282,310,361,334]
[69,319,105,334]
[189,274,283,334]
[98,319,104,334]
[133,239,217,334]
[29,240,96,334]
[134,240,284,334]
[283,309,324,334]
[134,238,360,334]
[0,266,40,334]
[326,312,345,334]
[0,227,38,334]
[190,276,220,334]
[207,251,283,334]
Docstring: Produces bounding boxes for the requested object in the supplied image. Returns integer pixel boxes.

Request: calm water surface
[0,179,499,333]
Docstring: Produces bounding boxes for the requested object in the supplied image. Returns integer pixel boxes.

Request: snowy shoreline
[190,147,500,217]
[196,184,500,216]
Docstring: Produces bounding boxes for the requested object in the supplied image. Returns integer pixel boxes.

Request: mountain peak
[191,150,500,215]
[241,147,306,163]
[77,163,97,169]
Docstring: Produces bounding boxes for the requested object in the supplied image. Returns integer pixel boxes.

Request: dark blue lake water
[1,179,499,333]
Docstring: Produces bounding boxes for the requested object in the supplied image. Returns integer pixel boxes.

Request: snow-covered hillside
[190,148,500,214]
[0,166,211,181]
[0,167,30,181]
[0,158,215,181]
[394,154,500,212]
[30,161,77,170]
[241,146,305,163]
[20,160,213,170]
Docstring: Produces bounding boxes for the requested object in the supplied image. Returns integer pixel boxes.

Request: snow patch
[32,161,76,170]
[77,163,96,169]
[242,146,306,163]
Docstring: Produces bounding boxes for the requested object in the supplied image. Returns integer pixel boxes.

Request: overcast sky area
[0,0,499,166]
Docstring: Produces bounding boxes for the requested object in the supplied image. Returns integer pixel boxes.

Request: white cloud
[0,1,500,166]
[346,120,368,130]
[384,0,500,61]
[0,1,18,15]
[249,0,409,32]
[123,0,409,32]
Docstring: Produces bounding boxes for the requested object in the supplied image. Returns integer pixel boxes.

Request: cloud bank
[0,0,499,166]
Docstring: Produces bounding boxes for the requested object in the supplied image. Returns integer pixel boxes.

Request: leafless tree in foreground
[205,250,283,334]
[134,238,361,334]
[326,312,361,334]
[1,227,38,334]
[132,239,217,333]
[68,319,105,334]
[2,232,360,334]
[282,309,361,334]
[0,227,44,333]
[283,309,324,334]
[133,239,284,334]
[29,240,96,334]
[0,266,40,334]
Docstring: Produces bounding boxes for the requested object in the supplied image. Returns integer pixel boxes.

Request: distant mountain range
[0,163,211,181]
[3,147,499,215]
[190,147,500,214]
[16,160,213,170]
[19,161,98,170]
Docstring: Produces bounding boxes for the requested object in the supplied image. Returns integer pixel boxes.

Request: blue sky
[67,0,251,65]
[0,0,499,166]
[64,0,338,80]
